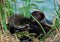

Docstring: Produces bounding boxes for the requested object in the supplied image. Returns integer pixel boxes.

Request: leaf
[12,0,15,2]
[41,7,49,11]
[33,1,44,3]
[30,3,39,9]
[21,0,30,2]
[30,7,41,11]
[19,7,24,9]
[31,0,44,3]
[58,10,60,18]
[53,18,59,28]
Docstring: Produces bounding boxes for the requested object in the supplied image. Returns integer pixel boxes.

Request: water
[11,0,58,21]
[39,0,58,21]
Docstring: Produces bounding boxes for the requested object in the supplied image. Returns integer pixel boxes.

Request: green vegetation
[0,0,60,42]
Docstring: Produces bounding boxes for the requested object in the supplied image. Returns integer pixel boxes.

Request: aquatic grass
[0,0,60,42]
[19,0,44,18]
[21,0,31,18]
[0,1,7,32]
[53,0,60,31]
[0,0,14,32]
[31,15,46,35]
[41,0,60,40]
[20,0,46,35]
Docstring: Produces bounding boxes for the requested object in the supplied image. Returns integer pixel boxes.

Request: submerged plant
[0,0,13,32]
[19,0,46,35]
[19,0,44,18]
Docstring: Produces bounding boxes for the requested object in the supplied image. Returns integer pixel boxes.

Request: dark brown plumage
[31,11,45,22]
[28,11,52,38]
[7,14,30,34]
[31,11,52,29]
